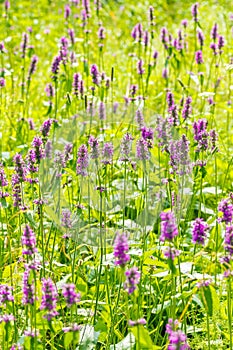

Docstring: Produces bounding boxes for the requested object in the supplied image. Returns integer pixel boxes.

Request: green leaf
[131,325,155,349]
[200,285,219,316]
[64,332,73,349]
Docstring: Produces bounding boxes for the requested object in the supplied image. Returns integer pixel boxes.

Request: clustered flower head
[76,144,89,176]
[62,283,81,307]
[192,218,209,245]
[166,318,190,349]
[102,142,113,165]
[40,278,59,320]
[21,224,37,255]
[124,267,140,294]
[218,198,233,224]
[114,232,130,267]
[0,284,14,305]
[22,268,36,305]
[160,211,178,242]
[88,135,99,159]
[120,133,133,161]
[193,119,209,151]
[168,134,192,175]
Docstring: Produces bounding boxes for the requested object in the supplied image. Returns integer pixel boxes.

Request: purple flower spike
[218,199,233,224]
[90,64,99,85]
[21,225,37,255]
[195,50,203,64]
[114,232,130,267]
[62,283,80,307]
[160,211,178,242]
[211,23,218,41]
[102,142,113,165]
[22,268,36,305]
[76,144,89,176]
[191,3,199,22]
[166,319,190,349]
[27,55,38,80]
[136,138,150,160]
[88,135,99,159]
[124,267,140,294]
[40,278,58,320]
[192,218,209,245]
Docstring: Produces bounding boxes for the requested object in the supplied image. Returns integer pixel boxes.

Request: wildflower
[32,137,45,162]
[141,126,154,148]
[195,50,203,64]
[102,142,113,165]
[28,118,35,130]
[160,211,178,242]
[45,140,52,159]
[90,64,99,85]
[61,209,72,229]
[129,318,146,326]
[0,77,5,87]
[210,42,217,55]
[137,59,144,75]
[182,96,192,120]
[120,133,133,161]
[40,119,52,138]
[167,91,175,110]
[193,119,209,151]
[113,232,130,266]
[27,55,38,80]
[40,278,59,320]
[197,30,204,48]
[164,247,180,260]
[22,225,37,255]
[196,279,211,288]
[156,116,172,151]
[169,135,192,175]
[62,283,81,307]
[64,4,71,19]
[24,329,39,337]
[181,19,188,28]
[192,218,209,245]
[124,267,140,294]
[21,32,28,58]
[129,84,138,100]
[211,23,218,41]
[191,3,199,22]
[166,318,190,349]
[51,55,62,78]
[218,35,224,52]
[99,101,106,120]
[0,314,14,323]
[13,153,27,182]
[73,73,81,96]
[209,129,218,151]
[22,268,36,305]
[0,163,8,187]
[218,199,233,224]
[98,26,105,40]
[225,226,233,255]
[162,68,168,79]
[136,138,150,160]
[143,31,149,46]
[45,83,54,98]
[63,324,82,333]
[88,136,99,159]
[0,284,14,305]
[135,109,144,129]
[76,144,89,176]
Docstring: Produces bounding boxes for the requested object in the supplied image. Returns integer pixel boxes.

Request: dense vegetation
[0,0,233,349]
